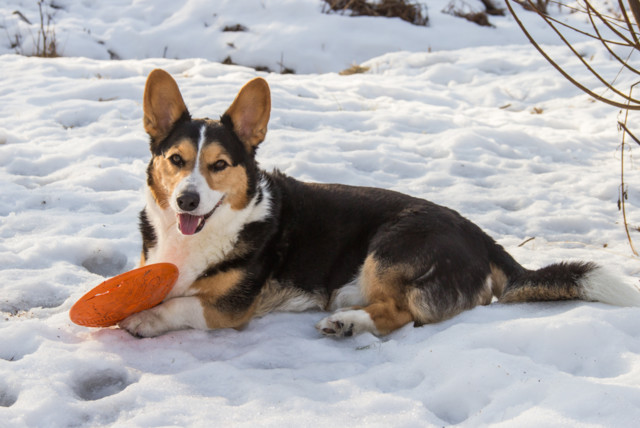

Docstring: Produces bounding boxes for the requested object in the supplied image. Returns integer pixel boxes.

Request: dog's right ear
[143,69,189,145]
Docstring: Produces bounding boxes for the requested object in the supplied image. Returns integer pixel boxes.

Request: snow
[1,0,640,426]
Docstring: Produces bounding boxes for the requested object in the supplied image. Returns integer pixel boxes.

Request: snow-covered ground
[1,0,640,426]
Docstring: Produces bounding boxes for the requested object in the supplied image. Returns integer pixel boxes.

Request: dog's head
[142,69,270,235]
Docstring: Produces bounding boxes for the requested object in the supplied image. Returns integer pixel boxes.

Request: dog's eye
[169,154,185,167]
[210,160,229,172]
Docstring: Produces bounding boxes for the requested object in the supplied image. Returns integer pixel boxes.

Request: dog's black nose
[177,192,200,211]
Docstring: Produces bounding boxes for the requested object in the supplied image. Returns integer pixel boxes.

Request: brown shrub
[322,0,429,26]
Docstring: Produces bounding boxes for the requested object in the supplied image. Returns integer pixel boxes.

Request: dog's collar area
[176,196,225,235]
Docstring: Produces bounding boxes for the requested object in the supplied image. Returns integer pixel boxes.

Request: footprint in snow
[73,369,132,401]
[1,290,67,314]
[81,249,128,277]
[0,385,18,407]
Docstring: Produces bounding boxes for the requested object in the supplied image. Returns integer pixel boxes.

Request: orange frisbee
[70,263,179,327]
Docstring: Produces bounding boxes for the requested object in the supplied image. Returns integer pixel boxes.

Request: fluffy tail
[499,261,640,307]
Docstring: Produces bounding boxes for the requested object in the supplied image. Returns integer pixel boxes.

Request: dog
[119,69,639,338]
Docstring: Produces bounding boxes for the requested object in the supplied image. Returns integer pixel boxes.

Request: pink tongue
[178,213,203,235]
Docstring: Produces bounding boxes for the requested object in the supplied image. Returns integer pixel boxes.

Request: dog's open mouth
[177,197,224,236]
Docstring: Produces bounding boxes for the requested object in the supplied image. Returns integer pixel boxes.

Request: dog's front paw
[119,309,167,338]
[316,309,378,338]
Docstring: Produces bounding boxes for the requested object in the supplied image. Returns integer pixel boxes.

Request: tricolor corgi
[119,69,640,338]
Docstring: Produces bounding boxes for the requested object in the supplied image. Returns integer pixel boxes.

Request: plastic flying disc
[69,263,179,327]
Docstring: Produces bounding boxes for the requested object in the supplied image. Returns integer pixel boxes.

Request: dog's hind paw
[317,317,353,337]
[316,309,378,338]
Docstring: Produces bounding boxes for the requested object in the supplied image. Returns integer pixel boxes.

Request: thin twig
[518,237,536,247]
[585,7,640,96]
[538,4,631,46]
[622,0,640,46]
[619,120,640,146]
[505,0,640,109]
[584,0,637,46]
[533,0,640,104]
[619,100,639,255]
[549,0,629,26]
[506,0,640,256]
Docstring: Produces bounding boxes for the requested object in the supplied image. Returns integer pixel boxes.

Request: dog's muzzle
[176,196,225,235]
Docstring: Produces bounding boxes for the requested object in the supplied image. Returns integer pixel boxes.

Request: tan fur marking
[361,255,414,302]
[490,263,508,298]
[191,268,256,329]
[254,280,326,317]
[139,250,147,267]
[200,144,250,210]
[200,143,231,167]
[192,268,244,302]
[363,300,414,335]
[405,287,464,325]
[477,277,494,306]
[149,140,196,208]
[143,69,188,142]
[201,300,257,330]
[500,285,579,303]
[406,288,437,324]
[360,255,416,335]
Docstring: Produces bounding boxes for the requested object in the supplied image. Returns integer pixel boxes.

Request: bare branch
[623,0,640,45]
[619,121,640,146]
[585,3,640,76]
[505,0,640,108]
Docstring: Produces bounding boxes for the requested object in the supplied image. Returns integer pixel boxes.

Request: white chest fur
[144,181,271,299]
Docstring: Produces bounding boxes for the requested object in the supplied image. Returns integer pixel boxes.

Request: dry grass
[480,0,506,15]
[339,64,370,75]
[35,0,58,57]
[513,0,550,14]
[322,0,429,26]
[221,55,294,74]
[7,0,59,57]
[443,0,497,27]
[222,24,248,32]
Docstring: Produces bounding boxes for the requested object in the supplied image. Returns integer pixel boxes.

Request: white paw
[118,308,167,338]
[316,309,378,338]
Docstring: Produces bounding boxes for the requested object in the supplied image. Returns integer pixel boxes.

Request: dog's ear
[143,69,189,144]
[223,77,271,152]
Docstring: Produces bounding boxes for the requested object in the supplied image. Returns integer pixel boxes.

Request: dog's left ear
[143,69,189,145]
[223,77,271,152]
